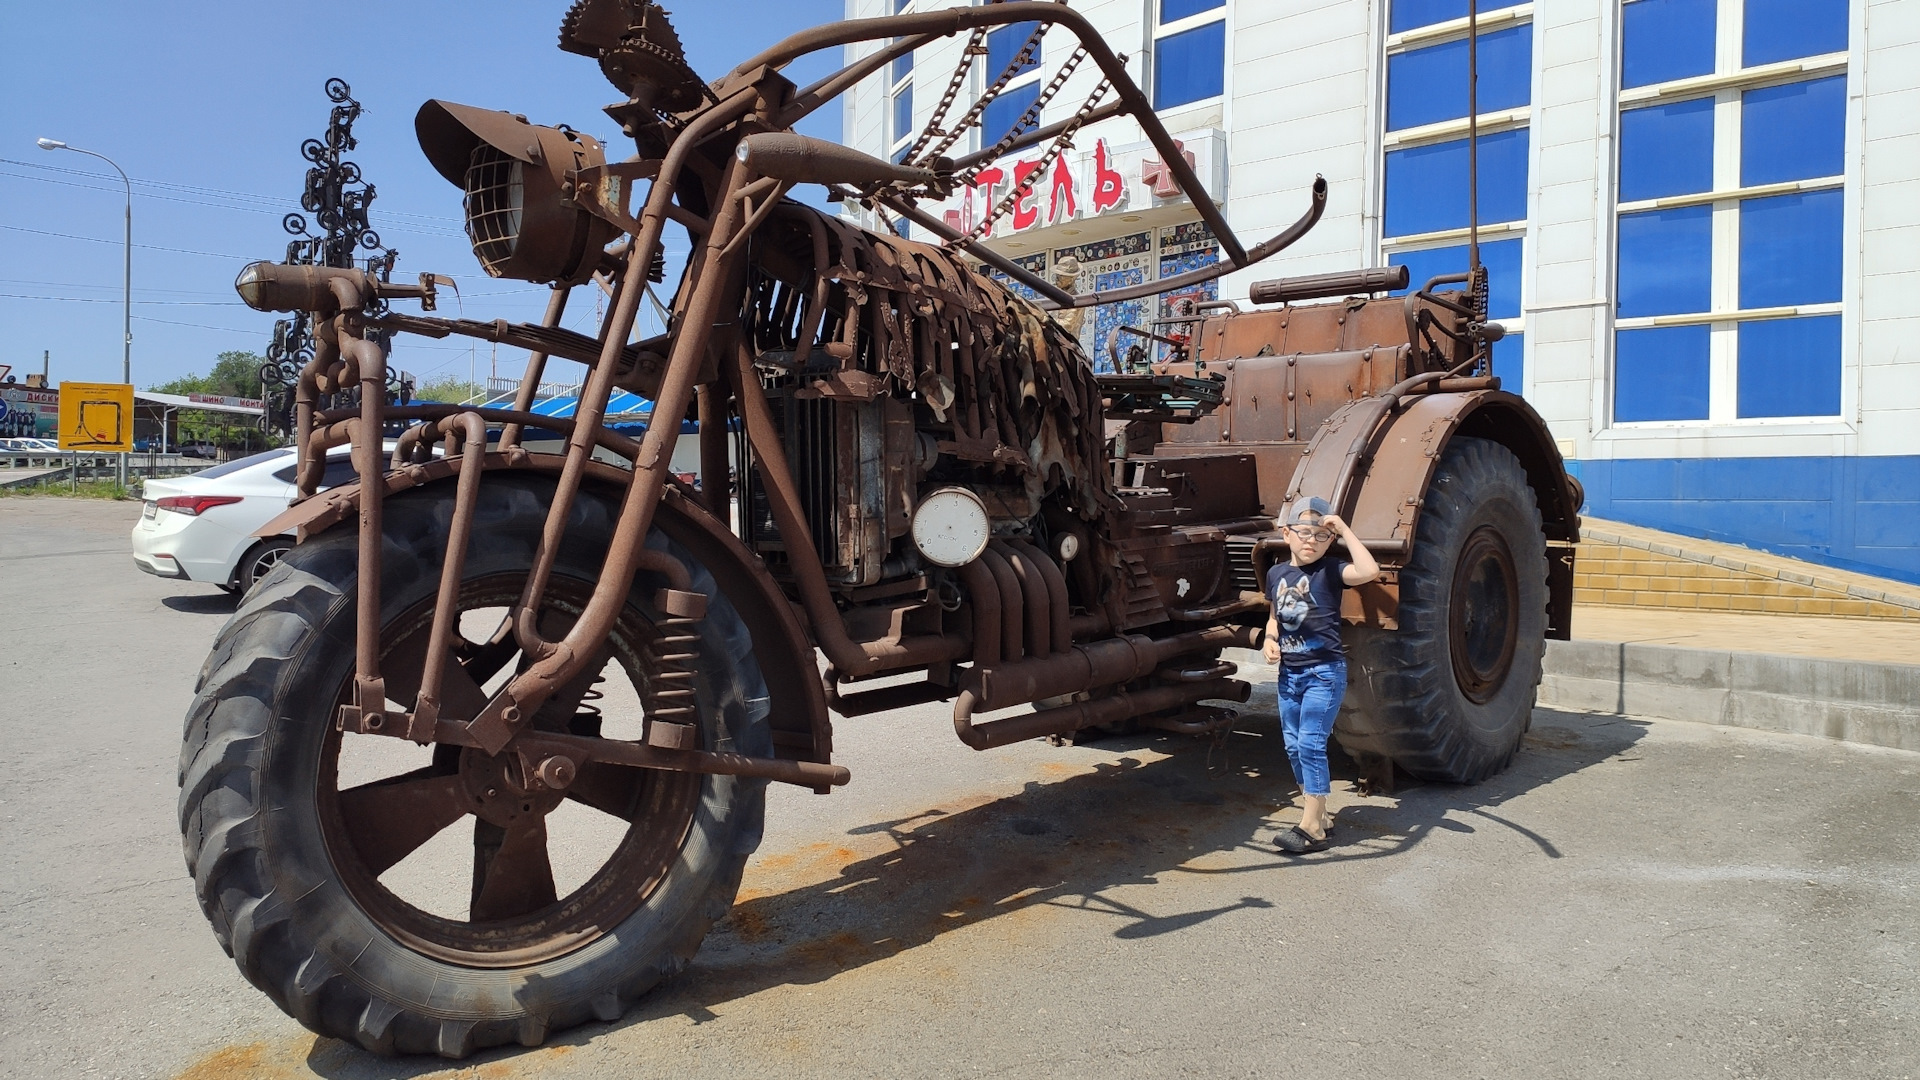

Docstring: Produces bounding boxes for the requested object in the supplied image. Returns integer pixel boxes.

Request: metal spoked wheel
[179,475,770,1057]
[319,573,702,967]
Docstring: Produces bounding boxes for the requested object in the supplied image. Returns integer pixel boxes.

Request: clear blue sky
[0,0,844,392]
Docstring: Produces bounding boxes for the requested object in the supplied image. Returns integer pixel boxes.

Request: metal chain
[963,73,1112,241]
[903,28,988,164]
[919,21,1050,165]
[960,47,1089,187]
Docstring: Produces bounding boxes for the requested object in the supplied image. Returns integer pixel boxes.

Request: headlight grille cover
[464,144,526,277]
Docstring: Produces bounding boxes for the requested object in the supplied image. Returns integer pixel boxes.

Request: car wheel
[239,537,295,593]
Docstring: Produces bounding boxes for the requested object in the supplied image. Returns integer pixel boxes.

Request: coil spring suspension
[568,672,607,737]
[641,610,701,745]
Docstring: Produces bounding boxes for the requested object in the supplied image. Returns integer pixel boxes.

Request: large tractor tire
[1339,436,1548,783]
[177,474,770,1057]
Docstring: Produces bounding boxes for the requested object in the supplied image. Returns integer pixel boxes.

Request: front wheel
[178,475,770,1056]
[1338,436,1549,783]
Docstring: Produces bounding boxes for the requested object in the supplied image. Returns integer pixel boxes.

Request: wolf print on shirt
[1275,577,1313,635]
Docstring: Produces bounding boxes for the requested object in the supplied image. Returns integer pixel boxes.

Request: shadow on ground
[161,591,238,615]
[300,707,1643,1077]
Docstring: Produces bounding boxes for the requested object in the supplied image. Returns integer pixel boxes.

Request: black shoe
[1275,825,1330,855]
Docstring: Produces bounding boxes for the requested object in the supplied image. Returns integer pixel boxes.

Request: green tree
[151,350,268,399]
[147,351,272,451]
[412,376,487,404]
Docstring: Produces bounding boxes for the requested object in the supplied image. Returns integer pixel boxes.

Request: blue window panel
[986,23,1041,78]
[1386,25,1534,131]
[1737,315,1842,418]
[1742,76,1847,186]
[982,81,1039,143]
[1391,0,1467,35]
[1622,0,1716,89]
[1161,0,1224,21]
[1619,97,1714,200]
[893,0,910,11]
[1745,0,1848,66]
[1617,205,1712,317]
[1739,189,1843,308]
[1493,332,1524,395]
[1388,237,1524,320]
[1615,325,1710,421]
[891,87,913,147]
[1154,19,1226,109]
[891,41,912,86]
[1382,128,1530,236]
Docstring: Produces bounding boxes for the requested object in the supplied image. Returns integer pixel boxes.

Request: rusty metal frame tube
[823,674,956,717]
[501,285,572,449]
[992,540,1051,660]
[952,678,1246,752]
[512,731,848,789]
[466,88,760,747]
[410,410,489,733]
[976,545,1023,663]
[347,321,390,713]
[965,621,1255,712]
[1007,538,1072,655]
[956,556,1001,667]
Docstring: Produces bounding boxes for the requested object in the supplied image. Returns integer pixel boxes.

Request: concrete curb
[1541,639,1920,753]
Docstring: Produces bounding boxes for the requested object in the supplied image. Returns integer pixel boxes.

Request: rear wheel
[1338,436,1548,783]
[178,475,770,1056]
[237,536,294,593]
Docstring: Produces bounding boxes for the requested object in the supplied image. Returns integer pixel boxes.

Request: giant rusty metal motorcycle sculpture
[187,0,1579,1057]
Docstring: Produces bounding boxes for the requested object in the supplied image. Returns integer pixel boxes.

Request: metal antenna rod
[1467,0,1480,274]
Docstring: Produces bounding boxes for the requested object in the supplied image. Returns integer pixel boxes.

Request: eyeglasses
[1288,526,1332,542]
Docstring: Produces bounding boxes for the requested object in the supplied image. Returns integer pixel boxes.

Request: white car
[132,446,362,593]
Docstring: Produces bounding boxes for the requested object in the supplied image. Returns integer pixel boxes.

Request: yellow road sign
[58,382,136,452]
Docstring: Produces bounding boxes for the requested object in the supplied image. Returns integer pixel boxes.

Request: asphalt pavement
[2,498,1915,1080]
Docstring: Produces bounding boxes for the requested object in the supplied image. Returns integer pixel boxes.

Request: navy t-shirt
[1266,557,1350,668]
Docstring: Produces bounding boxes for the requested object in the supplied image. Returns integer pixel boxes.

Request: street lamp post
[37,138,132,488]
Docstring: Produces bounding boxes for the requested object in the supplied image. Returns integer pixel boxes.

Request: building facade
[842,0,1919,585]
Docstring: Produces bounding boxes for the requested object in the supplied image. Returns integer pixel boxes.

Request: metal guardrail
[0,451,210,487]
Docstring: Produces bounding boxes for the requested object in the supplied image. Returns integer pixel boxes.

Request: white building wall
[837,0,1920,580]
[1856,0,1920,457]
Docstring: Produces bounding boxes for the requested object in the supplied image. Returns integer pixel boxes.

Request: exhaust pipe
[1248,266,1410,306]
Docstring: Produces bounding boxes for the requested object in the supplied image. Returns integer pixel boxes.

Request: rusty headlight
[415,99,618,286]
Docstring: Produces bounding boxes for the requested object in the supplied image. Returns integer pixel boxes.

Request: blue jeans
[1279,660,1346,797]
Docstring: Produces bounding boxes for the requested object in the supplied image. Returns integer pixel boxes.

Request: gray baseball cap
[1286,496,1333,526]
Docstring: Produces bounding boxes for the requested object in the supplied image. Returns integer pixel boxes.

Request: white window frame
[1379,5,1536,371]
[1605,0,1854,432]
[1149,0,1229,115]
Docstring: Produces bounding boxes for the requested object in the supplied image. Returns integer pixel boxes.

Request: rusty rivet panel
[1213,354,1294,445]
[1204,309,1289,364]
[1291,350,1395,438]
[1261,303,1348,356]
[1342,300,1415,359]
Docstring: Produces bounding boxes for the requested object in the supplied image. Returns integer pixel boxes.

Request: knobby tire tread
[176,476,768,1057]
[1338,436,1549,783]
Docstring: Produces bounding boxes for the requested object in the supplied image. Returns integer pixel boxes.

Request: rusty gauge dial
[910,486,991,567]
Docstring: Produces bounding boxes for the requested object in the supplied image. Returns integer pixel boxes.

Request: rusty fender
[257,453,835,768]
[1284,387,1582,634]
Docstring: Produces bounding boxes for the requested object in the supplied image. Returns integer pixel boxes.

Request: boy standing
[1263,496,1379,854]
